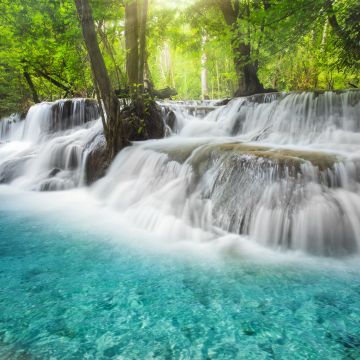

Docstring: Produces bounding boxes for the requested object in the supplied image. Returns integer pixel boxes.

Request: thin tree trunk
[201,35,209,99]
[125,0,139,94]
[97,21,124,88]
[216,61,220,96]
[23,71,40,103]
[138,0,148,89]
[36,69,72,95]
[144,54,152,83]
[321,19,328,46]
[163,43,175,88]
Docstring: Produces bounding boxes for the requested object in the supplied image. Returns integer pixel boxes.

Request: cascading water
[95,90,360,256]
[1,91,359,256]
[0,98,101,190]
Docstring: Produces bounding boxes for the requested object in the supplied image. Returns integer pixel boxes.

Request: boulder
[122,98,165,142]
[48,168,61,178]
[84,133,108,185]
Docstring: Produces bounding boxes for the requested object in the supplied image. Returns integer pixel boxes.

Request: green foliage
[255,0,359,90]
[0,0,94,116]
[0,0,359,117]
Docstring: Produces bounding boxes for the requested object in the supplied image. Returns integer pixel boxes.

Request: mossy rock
[122,98,165,142]
[150,140,341,182]
[206,142,340,171]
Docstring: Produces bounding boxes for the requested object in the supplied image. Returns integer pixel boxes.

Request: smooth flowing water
[0,91,359,359]
[0,188,359,359]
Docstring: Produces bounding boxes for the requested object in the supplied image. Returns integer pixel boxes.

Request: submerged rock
[0,157,30,184]
[48,168,61,178]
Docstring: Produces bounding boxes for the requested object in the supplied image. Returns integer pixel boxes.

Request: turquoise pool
[0,190,359,360]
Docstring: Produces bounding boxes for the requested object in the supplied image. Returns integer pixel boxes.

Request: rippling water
[0,189,359,359]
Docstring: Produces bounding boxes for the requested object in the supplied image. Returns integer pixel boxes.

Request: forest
[0,0,359,119]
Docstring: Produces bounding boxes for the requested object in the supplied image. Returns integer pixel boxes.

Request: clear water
[0,191,359,359]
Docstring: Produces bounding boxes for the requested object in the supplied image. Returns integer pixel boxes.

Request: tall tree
[125,0,139,93]
[215,0,265,96]
[74,0,125,157]
[138,0,149,87]
[201,35,209,99]
[125,0,149,95]
[23,69,40,104]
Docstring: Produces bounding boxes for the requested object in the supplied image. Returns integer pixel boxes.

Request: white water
[0,99,100,190]
[1,91,360,256]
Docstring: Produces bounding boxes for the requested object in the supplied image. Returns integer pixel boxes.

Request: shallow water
[0,190,359,360]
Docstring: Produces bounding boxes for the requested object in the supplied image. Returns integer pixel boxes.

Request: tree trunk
[23,71,40,103]
[215,61,220,96]
[125,0,139,95]
[144,54,152,83]
[35,69,72,96]
[97,21,124,88]
[201,35,209,99]
[74,0,125,158]
[233,42,264,97]
[162,42,174,88]
[138,0,148,89]
[217,0,264,97]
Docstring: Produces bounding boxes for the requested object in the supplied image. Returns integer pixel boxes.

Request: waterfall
[0,99,101,190]
[1,91,359,256]
[0,113,22,142]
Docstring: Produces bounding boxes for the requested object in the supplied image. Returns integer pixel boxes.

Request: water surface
[0,190,359,360]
